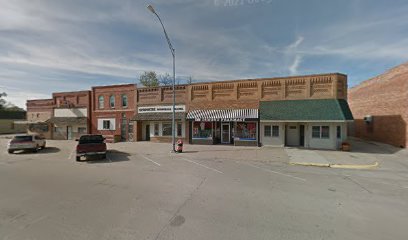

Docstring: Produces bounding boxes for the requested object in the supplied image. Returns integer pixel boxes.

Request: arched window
[109,95,115,108]
[121,94,128,108]
[98,96,104,109]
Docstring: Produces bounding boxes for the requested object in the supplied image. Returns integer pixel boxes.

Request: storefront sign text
[138,105,186,113]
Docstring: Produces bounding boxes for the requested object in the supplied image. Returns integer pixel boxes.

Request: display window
[192,122,212,139]
[235,122,257,140]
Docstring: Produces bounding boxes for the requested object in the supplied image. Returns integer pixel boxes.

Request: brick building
[91,84,136,142]
[26,73,354,150]
[132,85,188,143]
[48,90,92,140]
[186,73,352,149]
[349,63,408,148]
[26,99,54,139]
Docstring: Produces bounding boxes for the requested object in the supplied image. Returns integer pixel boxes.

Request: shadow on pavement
[85,150,130,164]
[11,147,61,155]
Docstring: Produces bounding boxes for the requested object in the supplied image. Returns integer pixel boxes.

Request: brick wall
[91,84,136,142]
[348,64,408,148]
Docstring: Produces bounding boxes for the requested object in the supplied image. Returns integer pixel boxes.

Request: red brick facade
[91,84,136,142]
[349,63,408,148]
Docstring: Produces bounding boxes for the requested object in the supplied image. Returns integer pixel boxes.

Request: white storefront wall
[260,122,348,150]
[142,121,186,140]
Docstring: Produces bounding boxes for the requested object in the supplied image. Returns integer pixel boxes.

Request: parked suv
[7,134,46,154]
[76,135,107,161]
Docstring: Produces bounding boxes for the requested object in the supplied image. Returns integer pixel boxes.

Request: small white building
[259,99,354,150]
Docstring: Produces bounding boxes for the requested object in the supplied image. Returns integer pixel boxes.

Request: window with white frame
[109,95,115,108]
[122,94,128,108]
[264,125,271,137]
[272,125,279,137]
[97,118,115,130]
[154,123,159,136]
[312,126,330,139]
[98,96,104,109]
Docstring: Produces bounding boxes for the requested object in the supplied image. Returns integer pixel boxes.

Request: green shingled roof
[260,99,354,121]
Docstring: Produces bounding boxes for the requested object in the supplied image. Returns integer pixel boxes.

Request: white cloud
[289,55,302,76]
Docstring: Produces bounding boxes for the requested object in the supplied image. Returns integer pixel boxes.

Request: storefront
[47,117,88,140]
[132,105,188,143]
[187,109,259,146]
[259,99,354,150]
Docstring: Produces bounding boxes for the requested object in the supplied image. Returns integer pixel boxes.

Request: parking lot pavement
[1,139,408,240]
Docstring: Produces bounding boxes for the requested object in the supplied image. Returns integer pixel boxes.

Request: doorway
[67,126,73,140]
[221,123,230,144]
[145,124,150,141]
[299,125,305,147]
[121,118,127,141]
[286,124,299,146]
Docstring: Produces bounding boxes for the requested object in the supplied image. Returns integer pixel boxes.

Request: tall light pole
[147,4,176,153]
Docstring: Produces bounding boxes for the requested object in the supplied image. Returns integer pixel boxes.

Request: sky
[1,0,408,109]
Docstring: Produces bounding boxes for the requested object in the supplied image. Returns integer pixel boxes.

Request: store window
[98,96,104,109]
[162,123,172,136]
[177,123,182,137]
[192,122,212,138]
[109,95,115,108]
[312,126,330,139]
[272,125,279,137]
[154,123,159,136]
[235,122,256,140]
[264,125,271,137]
[122,94,128,108]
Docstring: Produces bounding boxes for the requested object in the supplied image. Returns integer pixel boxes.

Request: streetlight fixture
[147,4,176,153]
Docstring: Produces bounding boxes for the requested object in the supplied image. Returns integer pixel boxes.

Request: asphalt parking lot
[1,137,408,240]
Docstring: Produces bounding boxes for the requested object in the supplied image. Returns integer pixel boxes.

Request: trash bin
[176,139,183,153]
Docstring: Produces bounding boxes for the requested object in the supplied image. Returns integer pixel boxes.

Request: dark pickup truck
[76,135,107,161]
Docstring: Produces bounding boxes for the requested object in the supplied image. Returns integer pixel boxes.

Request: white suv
[7,135,46,154]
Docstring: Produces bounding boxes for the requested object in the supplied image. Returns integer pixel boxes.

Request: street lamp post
[147,5,176,153]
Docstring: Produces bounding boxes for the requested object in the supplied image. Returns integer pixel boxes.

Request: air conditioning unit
[363,115,373,124]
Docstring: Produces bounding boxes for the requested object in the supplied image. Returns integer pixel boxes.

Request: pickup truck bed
[76,135,107,161]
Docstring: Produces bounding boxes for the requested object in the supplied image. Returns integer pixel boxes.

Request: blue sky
[1,0,408,108]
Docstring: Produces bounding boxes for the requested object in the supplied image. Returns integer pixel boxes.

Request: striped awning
[187,109,258,122]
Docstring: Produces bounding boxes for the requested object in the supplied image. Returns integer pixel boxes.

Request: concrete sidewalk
[285,138,391,169]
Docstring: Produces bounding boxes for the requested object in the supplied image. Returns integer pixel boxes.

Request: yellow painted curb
[329,162,379,169]
[290,162,330,167]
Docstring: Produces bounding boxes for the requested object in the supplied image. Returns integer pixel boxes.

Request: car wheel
[76,156,81,161]
[33,146,38,153]
[101,154,107,159]
[41,144,46,149]
[8,150,13,154]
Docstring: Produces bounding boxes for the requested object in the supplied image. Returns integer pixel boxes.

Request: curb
[290,162,379,169]
[289,162,330,167]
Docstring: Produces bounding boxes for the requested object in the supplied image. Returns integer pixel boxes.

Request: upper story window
[122,94,128,108]
[98,96,104,109]
[109,95,115,108]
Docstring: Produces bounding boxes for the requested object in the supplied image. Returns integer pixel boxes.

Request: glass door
[221,123,230,144]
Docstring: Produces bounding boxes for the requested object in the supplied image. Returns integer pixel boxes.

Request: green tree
[187,76,193,84]
[139,71,159,87]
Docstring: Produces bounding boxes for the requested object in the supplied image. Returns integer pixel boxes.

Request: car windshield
[79,135,104,144]
[13,136,32,141]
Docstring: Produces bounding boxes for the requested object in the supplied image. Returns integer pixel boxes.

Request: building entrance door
[67,126,73,140]
[145,125,150,141]
[299,125,305,146]
[221,123,230,144]
[121,119,127,141]
[286,124,299,146]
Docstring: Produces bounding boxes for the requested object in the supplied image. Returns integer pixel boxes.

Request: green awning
[260,99,354,121]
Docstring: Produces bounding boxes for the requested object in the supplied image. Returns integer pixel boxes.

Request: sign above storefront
[138,105,186,113]
[196,118,246,122]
